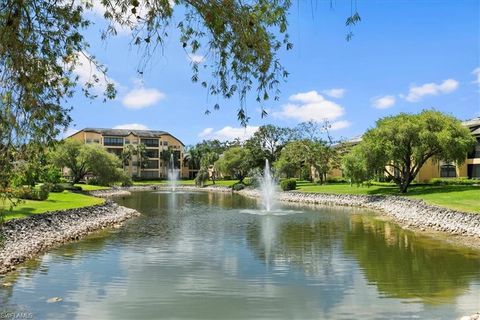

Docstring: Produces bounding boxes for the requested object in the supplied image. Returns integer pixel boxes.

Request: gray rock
[0,201,140,274]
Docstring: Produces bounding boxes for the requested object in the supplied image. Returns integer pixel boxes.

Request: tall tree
[201,152,219,183]
[245,124,294,167]
[51,139,126,185]
[215,146,253,182]
[276,139,337,183]
[357,110,476,193]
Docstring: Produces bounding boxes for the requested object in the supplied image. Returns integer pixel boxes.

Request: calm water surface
[1,191,479,319]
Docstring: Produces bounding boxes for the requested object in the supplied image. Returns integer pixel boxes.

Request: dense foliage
[214,146,253,182]
[280,178,296,191]
[51,139,129,186]
[345,110,476,193]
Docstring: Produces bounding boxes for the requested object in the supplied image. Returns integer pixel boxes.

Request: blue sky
[66,0,480,145]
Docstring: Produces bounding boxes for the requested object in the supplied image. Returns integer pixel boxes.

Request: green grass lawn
[2,191,105,221]
[74,184,111,191]
[296,181,480,213]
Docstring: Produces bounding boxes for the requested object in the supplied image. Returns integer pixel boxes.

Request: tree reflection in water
[343,214,480,303]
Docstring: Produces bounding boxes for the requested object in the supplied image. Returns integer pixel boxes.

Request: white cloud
[82,0,136,35]
[329,120,351,130]
[371,95,396,109]
[472,67,480,86]
[187,54,205,63]
[404,79,459,102]
[73,52,116,93]
[322,88,346,99]
[198,128,214,137]
[273,90,345,122]
[83,0,175,35]
[122,87,165,109]
[198,126,259,141]
[113,123,149,130]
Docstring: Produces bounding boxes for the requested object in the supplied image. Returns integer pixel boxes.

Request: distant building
[330,118,480,181]
[68,128,191,179]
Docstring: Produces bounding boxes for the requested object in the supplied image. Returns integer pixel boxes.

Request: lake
[1,191,479,319]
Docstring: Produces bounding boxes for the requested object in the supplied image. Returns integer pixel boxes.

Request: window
[125,139,130,144]
[93,139,100,144]
[468,138,480,159]
[163,141,168,146]
[141,138,159,147]
[86,139,92,143]
[440,164,457,178]
[146,150,159,158]
[468,164,480,179]
[106,148,123,156]
[104,137,124,146]
[145,160,159,169]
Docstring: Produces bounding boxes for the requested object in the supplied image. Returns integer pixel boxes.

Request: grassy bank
[74,184,111,191]
[296,182,480,213]
[2,191,105,221]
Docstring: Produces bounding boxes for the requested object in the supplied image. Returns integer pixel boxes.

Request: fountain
[168,154,178,192]
[260,159,276,212]
[240,158,299,215]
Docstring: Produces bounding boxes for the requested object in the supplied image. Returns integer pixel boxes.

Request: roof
[73,128,185,146]
[462,117,480,129]
[83,127,168,137]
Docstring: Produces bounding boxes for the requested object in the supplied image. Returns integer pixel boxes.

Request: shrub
[429,177,479,186]
[38,184,50,200]
[14,186,34,200]
[15,185,50,201]
[50,183,65,193]
[87,177,100,185]
[232,183,245,191]
[280,179,296,191]
[121,176,133,187]
[57,183,82,191]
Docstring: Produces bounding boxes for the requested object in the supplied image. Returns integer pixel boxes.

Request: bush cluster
[14,184,50,201]
[429,177,479,186]
[232,183,245,191]
[280,179,296,191]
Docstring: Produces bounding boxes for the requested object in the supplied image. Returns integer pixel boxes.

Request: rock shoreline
[145,184,480,238]
[237,189,480,238]
[103,184,480,239]
[0,201,140,274]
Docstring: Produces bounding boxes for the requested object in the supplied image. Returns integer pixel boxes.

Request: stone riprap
[0,201,140,274]
[89,188,132,198]
[238,189,480,238]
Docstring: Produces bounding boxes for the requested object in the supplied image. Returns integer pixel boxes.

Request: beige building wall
[67,129,188,179]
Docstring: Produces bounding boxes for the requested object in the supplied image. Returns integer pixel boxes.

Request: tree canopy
[215,146,253,182]
[51,139,127,185]
[349,110,476,193]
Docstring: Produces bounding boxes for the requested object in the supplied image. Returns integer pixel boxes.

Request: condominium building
[329,117,480,181]
[68,128,189,179]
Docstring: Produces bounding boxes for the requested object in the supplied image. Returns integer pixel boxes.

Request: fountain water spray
[260,159,276,212]
[168,154,178,192]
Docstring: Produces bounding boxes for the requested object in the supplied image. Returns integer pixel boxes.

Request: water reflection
[0,191,478,319]
[343,214,480,303]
